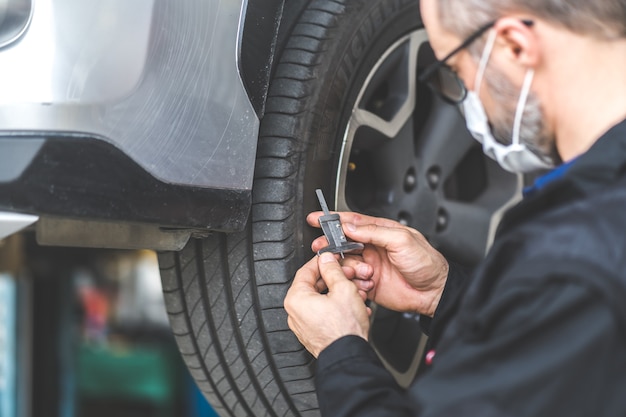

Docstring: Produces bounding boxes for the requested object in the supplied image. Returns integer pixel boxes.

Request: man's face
[483,65,558,160]
[420,0,557,162]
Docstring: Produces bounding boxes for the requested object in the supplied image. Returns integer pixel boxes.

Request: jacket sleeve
[315,274,622,416]
[315,336,414,417]
[420,260,471,337]
[314,261,473,417]
[412,278,623,417]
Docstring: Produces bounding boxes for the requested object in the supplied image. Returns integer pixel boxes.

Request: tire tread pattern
[159,0,415,415]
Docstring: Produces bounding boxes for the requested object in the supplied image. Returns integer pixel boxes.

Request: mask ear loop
[512,69,535,146]
[474,29,498,94]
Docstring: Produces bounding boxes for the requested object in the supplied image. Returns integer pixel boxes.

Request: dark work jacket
[315,119,626,417]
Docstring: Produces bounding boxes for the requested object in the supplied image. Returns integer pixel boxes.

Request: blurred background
[0,233,217,417]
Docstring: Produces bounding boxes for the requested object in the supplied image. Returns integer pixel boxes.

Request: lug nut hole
[436,208,448,232]
[427,166,442,190]
[398,212,412,226]
[404,167,417,193]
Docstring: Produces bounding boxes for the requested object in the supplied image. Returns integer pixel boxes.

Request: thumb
[318,252,350,290]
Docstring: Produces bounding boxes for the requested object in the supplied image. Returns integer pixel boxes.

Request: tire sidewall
[298,0,423,246]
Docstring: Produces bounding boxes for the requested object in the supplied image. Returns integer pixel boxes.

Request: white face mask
[462,30,554,173]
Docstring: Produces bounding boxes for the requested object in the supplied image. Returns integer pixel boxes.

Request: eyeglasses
[418,20,496,104]
[418,19,533,104]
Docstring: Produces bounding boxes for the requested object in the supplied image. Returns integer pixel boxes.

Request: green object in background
[76,343,177,405]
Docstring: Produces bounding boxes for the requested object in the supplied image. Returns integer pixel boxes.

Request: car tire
[158,0,520,416]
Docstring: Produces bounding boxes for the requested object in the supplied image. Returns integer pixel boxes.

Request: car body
[0,0,282,247]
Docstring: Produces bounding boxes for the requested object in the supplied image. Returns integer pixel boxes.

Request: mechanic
[284,0,626,415]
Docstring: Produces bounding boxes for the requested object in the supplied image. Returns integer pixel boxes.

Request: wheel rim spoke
[435,200,492,262]
[336,31,425,211]
[416,100,476,177]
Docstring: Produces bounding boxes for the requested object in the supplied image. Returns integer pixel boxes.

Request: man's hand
[309,211,449,317]
[284,252,371,358]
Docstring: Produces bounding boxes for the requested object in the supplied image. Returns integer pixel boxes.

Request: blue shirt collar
[523,158,577,198]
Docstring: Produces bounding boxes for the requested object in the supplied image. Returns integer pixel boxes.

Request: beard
[483,66,561,164]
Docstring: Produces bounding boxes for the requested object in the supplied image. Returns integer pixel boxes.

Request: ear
[494,17,541,69]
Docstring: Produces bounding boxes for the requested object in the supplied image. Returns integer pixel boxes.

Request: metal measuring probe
[315,189,364,258]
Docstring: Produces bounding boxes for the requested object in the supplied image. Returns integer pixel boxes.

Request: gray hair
[438,0,626,47]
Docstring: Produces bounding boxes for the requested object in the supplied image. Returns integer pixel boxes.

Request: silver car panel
[0,0,33,48]
[0,0,258,190]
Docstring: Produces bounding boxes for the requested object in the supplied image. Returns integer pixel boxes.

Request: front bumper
[0,135,251,232]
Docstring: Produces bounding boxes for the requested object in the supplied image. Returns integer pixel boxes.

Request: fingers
[289,256,322,293]
[354,278,374,293]
[316,277,373,296]
[311,235,331,253]
[300,253,374,296]
[285,252,373,358]
[308,211,425,255]
[316,253,373,296]
[307,211,404,230]
[315,266,349,291]
[317,252,354,290]
[344,222,427,252]
[315,266,374,301]
[309,248,372,278]
[314,277,327,293]
[341,256,374,280]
